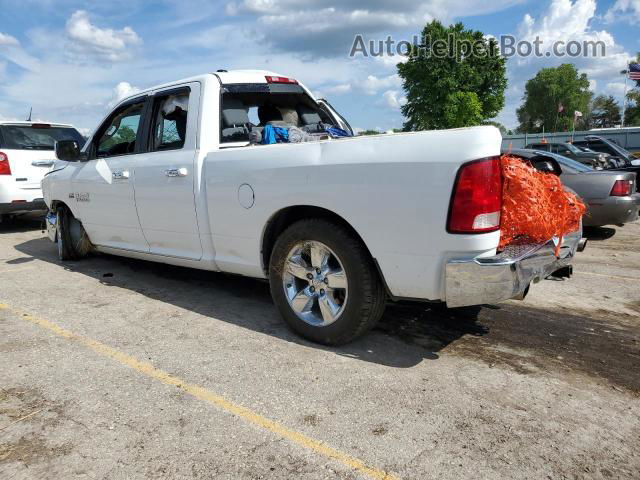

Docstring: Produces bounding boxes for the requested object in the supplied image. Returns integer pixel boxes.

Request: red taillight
[0,152,10,175]
[448,157,502,233]
[610,180,632,197]
[265,75,298,84]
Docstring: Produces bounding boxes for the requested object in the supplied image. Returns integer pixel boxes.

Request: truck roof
[116,70,301,105]
[214,69,287,84]
[0,121,75,128]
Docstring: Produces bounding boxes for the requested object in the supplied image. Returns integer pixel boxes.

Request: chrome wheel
[282,240,348,327]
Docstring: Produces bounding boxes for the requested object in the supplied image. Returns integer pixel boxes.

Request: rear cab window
[219,82,342,146]
[0,124,84,151]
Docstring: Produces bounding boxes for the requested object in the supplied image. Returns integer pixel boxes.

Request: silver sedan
[505,149,640,227]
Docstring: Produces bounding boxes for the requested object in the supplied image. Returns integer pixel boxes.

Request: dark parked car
[524,141,613,169]
[572,136,636,167]
[505,148,640,227]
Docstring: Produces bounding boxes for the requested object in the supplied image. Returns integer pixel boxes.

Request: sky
[0,0,636,134]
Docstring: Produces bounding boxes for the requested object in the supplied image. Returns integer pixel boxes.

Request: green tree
[397,20,506,130]
[101,125,137,150]
[443,91,483,127]
[624,90,640,126]
[623,52,640,126]
[590,95,621,129]
[516,64,592,133]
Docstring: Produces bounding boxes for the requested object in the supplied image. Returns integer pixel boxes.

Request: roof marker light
[265,76,298,84]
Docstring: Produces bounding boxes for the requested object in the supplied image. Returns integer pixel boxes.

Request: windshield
[564,143,583,154]
[0,124,84,151]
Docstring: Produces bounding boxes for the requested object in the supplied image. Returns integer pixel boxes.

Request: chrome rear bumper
[445,228,583,308]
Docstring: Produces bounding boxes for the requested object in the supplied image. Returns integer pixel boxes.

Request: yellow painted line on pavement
[0,302,399,480]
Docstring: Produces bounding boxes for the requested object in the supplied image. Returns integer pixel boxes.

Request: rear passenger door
[132,83,203,260]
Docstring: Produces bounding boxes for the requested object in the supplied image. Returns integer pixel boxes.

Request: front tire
[57,206,92,261]
[269,219,386,345]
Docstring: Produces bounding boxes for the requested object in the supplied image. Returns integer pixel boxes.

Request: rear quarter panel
[203,126,502,300]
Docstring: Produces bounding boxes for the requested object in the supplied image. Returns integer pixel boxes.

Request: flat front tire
[269,219,386,345]
[56,206,92,261]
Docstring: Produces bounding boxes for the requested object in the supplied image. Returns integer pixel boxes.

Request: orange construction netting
[499,154,586,255]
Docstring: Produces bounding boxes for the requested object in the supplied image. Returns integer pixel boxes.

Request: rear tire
[269,218,386,345]
[57,206,92,261]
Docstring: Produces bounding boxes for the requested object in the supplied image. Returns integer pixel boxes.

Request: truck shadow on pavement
[14,236,488,368]
[13,235,640,392]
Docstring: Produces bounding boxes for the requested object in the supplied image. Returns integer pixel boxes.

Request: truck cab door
[131,83,203,260]
[71,97,150,252]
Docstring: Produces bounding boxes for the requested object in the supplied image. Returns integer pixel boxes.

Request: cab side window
[150,92,190,151]
[96,101,145,158]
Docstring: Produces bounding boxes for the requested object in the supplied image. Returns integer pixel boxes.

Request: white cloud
[109,82,140,107]
[323,83,352,95]
[65,10,141,62]
[514,0,628,76]
[314,73,402,99]
[363,74,402,95]
[76,127,93,137]
[382,90,406,110]
[224,0,524,56]
[605,0,640,23]
[0,112,21,122]
[0,32,19,47]
[496,0,633,129]
[604,81,628,96]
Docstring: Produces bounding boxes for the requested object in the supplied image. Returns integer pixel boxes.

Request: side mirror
[55,140,81,162]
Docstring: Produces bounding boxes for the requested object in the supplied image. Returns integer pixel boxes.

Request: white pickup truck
[43,70,583,345]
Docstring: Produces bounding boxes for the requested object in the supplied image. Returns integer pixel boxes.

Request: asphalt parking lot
[1,216,639,479]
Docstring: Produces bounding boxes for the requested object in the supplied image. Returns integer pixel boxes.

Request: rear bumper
[445,228,583,308]
[584,195,640,227]
[0,199,46,215]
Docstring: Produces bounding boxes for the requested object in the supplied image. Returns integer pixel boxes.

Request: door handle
[165,167,188,177]
[112,170,130,180]
[32,160,55,167]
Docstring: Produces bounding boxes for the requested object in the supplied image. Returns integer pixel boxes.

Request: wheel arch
[49,199,83,220]
[50,199,69,212]
[260,205,377,277]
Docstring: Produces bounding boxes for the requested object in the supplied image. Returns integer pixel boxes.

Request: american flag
[630,63,640,81]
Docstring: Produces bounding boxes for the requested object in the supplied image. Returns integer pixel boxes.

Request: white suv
[0,121,84,221]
